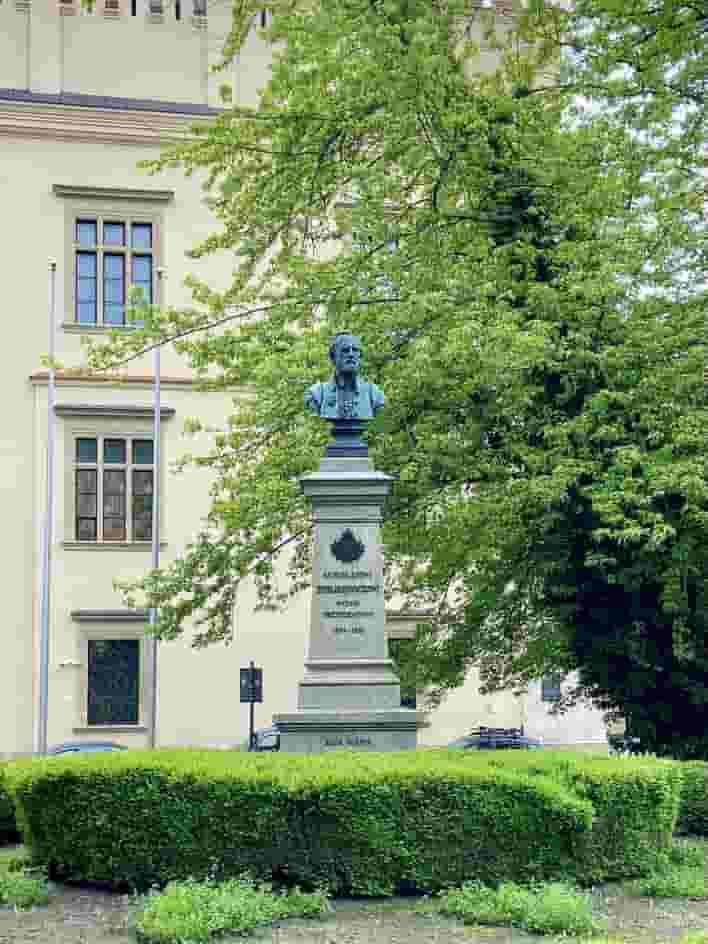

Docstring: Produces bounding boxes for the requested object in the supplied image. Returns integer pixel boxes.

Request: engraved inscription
[323,611,375,619]
[322,735,373,747]
[317,584,379,594]
[323,570,373,580]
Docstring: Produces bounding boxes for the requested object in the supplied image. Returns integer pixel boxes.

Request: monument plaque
[273,333,427,751]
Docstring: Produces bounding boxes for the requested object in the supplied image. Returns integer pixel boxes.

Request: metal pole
[249,660,255,751]
[148,268,163,750]
[37,261,57,755]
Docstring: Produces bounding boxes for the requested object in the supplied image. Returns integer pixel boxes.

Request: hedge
[0,764,19,844]
[676,761,708,836]
[477,751,683,881]
[9,751,594,894]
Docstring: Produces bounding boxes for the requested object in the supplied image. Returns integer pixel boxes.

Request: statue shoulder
[305,380,333,414]
[367,380,385,411]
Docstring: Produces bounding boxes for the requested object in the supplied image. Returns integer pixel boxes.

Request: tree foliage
[88,0,708,754]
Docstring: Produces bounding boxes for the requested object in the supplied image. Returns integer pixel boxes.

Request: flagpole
[148,267,163,749]
[37,261,57,755]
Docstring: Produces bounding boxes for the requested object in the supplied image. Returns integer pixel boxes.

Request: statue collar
[333,373,361,392]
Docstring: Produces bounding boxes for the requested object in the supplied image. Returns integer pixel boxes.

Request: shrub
[135,879,328,943]
[9,750,682,894]
[677,762,708,836]
[666,840,708,868]
[10,750,593,894]
[628,864,708,899]
[477,751,683,881]
[0,765,18,844]
[434,880,601,935]
[0,871,49,909]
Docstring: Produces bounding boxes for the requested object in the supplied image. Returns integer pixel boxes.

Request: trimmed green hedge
[0,764,19,844]
[478,751,682,881]
[676,761,708,836]
[10,751,595,893]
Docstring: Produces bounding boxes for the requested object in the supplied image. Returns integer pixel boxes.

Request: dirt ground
[2,881,708,944]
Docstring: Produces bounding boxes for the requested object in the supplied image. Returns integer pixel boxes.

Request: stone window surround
[58,404,174,548]
[70,609,152,733]
[53,185,172,332]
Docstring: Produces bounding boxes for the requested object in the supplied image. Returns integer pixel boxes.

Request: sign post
[239,661,263,750]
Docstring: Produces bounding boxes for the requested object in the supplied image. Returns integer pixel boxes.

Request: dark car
[448,727,543,750]
[48,741,127,755]
[251,727,280,752]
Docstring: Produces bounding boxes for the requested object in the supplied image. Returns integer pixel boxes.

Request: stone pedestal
[273,453,426,752]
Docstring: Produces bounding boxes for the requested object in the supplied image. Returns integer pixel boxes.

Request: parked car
[48,741,127,755]
[251,727,280,752]
[448,727,543,750]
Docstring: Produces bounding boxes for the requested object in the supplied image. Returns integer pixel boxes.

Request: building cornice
[53,184,174,202]
[30,370,197,390]
[71,609,149,623]
[54,403,176,420]
[0,97,214,146]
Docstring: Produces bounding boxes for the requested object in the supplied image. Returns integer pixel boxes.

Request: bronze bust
[305,333,385,420]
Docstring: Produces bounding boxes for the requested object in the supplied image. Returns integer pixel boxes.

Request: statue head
[329,332,362,378]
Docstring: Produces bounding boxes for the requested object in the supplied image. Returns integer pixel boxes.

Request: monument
[273,333,427,751]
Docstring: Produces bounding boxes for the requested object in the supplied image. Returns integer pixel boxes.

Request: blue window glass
[103,253,125,326]
[76,251,97,324]
[541,675,562,702]
[103,222,125,246]
[131,255,153,304]
[104,439,127,464]
[76,220,97,246]
[131,223,152,250]
[132,440,154,465]
[76,438,98,463]
[131,254,152,328]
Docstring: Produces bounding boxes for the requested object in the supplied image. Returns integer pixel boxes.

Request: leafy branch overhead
[88,0,708,754]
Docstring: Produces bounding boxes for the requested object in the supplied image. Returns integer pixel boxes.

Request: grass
[627,840,708,899]
[428,881,602,936]
[0,844,49,909]
[0,871,50,909]
[135,878,329,943]
[681,934,708,944]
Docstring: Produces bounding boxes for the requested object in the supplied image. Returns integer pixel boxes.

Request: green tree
[89,0,708,754]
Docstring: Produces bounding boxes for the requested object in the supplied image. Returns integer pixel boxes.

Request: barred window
[87,639,140,726]
[75,436,154,542]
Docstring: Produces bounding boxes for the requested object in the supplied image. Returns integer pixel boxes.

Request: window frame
[57,191,165,332]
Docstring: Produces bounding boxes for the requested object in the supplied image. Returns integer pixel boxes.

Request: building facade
[0,0,609,756]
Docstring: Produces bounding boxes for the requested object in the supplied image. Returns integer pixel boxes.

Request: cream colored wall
[30,379,312,750]
[0,3,270,110]
[0,6,28,91]
[417,671,608,749]
[524,676,608,748]
[0,129,235,753]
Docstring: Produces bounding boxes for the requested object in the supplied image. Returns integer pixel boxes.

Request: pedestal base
[273,708,427,753]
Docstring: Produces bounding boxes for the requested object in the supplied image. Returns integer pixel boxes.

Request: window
[541,674,562,702]
[74,435,154,542]
[87,639,140,725]
[73,217,154,326]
